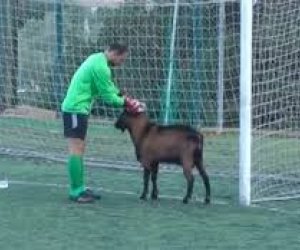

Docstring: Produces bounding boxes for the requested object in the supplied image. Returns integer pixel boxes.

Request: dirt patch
[1,105,57,120]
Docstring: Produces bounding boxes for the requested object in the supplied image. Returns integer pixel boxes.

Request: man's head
[105,43,128,66]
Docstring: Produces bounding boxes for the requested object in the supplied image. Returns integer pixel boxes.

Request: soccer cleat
[85,189,101,200]
[69,191,95,203]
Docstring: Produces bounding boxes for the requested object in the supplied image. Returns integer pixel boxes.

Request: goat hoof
[151,194,158,200]
[140,194,147,200]
[204,198,211,204]
[182,198,189,204]
[151,190,158,200]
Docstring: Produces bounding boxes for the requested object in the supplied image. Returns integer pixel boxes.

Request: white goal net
[0,0,299,204]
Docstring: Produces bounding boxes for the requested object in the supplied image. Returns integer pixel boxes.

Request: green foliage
[63,2,241,127]
[2,1,240,126]
[6,1,299,128]
[18,13,56,110]
[11,1,242,126]
[63,4,173,120]
[63,3,226,125]
[252,1,300,130]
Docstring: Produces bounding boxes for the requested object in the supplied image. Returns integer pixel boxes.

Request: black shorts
[63,112,88,140]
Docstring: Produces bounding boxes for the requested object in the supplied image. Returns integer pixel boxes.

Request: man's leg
[63,112,95,203]
[67,138,87,199]
[63,112,101,202]
[67,139,101,201]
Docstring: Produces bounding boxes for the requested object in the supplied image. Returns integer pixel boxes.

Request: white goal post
[239,0,252,206]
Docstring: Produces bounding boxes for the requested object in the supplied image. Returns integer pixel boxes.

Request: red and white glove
[124,96,146,114]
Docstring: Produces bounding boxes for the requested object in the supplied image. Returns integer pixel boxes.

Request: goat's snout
[114,118,126,132]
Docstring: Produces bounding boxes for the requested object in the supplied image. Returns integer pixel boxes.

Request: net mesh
[252,0,300,201]
[0,0,299,203]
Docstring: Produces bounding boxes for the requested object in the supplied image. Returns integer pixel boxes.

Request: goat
[114,111,211,204]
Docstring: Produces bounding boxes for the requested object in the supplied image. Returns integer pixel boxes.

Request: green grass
[1,116,300,202]
[1,156,300,250]
[0,116,238,166]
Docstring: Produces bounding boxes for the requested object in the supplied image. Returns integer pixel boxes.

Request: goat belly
[157,154,181,164]
[150,146,179,163]
[161,157,181,165]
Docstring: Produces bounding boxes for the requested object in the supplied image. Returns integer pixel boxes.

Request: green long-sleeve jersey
[61,52,125,114]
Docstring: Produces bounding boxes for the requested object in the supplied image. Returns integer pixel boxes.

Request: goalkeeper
[61,44,142,203]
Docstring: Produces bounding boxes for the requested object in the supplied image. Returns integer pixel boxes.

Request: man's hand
[118,88,127,97]
[124,96,146,114]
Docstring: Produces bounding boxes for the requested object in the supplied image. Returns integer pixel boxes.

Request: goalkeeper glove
[124,96,146,114]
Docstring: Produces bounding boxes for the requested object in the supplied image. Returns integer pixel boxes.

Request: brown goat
[115,111,211,204]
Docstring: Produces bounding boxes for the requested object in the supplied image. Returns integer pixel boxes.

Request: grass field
[0,116,239,167]
[1,115,300,249]
[1,156,300,250]
[1,116,300,201]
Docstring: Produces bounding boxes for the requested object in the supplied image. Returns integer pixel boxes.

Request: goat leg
[151,164,159,200]
[194,148,211,204]
[140,168,150,200]
[183,168,194,204]
[198,167,211,204]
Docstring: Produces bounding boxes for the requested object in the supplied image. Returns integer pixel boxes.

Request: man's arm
[93,66,125,107]
[93,66,144,113]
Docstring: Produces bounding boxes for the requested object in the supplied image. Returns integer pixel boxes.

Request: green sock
[67,155,85,197]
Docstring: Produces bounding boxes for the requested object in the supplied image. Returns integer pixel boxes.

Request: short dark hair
[107,43,128,55]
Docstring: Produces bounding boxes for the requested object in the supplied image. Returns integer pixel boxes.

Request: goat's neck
[127,120,149,149]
